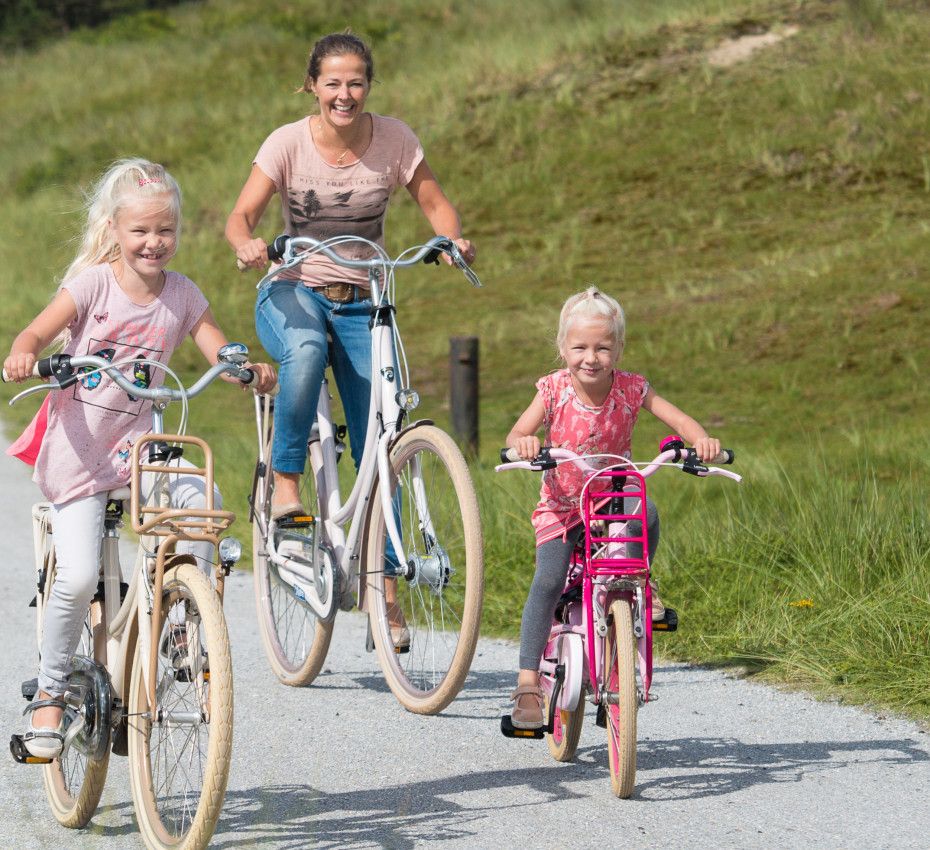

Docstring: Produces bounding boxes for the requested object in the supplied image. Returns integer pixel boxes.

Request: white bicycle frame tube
[260,269,410,594]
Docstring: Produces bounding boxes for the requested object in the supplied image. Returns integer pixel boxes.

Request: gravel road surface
[2,445,929,849]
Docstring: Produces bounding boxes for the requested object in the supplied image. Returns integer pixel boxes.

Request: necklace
[312,115,357,166]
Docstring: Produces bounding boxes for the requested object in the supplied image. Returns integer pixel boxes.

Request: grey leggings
[38,462,220,696]
[519,497,660,670]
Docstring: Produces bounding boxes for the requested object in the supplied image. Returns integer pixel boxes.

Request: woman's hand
[693,436,722,462]
[3,351,37,383]
[235,238,270,271]
[444,237,475,266]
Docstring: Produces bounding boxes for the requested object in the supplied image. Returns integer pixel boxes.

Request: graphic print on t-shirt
[285,179,389,243]
[70,335,162,416]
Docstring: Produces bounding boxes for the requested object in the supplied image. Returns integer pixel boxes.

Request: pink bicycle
[497,437,740,797]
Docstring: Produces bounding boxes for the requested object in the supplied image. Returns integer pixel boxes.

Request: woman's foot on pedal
[271,501,307,521]
[509,685,545,729]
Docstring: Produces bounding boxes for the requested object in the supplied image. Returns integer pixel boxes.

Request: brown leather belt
[319,282,363,303]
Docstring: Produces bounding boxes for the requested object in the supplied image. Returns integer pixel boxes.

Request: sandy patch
[707,25,800,68]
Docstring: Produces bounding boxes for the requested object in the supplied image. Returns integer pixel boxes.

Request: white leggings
[38,462,221,696]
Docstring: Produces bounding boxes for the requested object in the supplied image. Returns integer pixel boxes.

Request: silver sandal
[22,697,66,759]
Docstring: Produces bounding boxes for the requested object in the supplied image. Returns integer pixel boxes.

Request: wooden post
[449,336,479,456]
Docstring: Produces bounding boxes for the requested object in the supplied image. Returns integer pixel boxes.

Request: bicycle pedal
[500,714,546,740]
[9,734,52,765]
[111,718,128,757]
[596,704,607,728]
[365,620,375,653]
[277,516,315,528]
[652,607,678,632]
[21,678,38,701]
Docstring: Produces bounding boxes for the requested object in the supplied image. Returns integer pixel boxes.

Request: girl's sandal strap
[509,685,544,701]
[23,698,66,716]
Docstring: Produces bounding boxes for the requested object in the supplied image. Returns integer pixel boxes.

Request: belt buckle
[324,283,355,303]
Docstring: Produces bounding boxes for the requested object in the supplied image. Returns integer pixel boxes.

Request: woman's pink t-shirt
[253,113,425,288]
[32,264,208,505]
[531,368,649,545]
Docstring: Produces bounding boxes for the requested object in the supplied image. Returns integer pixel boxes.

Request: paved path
[2,445,929,848]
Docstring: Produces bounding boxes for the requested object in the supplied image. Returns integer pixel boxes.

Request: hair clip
[138,177,162,187]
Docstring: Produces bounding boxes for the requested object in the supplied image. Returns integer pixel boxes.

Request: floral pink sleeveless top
[531,368,649,545]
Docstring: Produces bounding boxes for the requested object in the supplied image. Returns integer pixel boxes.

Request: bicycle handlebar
[238,234,482,289]
[497,439,739,481]
[3,345,256,406]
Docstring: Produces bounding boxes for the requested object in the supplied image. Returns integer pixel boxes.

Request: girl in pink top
[505,286,723,729]
[4,159,275,759]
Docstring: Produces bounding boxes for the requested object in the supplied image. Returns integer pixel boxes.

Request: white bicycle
[248,234,484,714]
[6,345,252,849]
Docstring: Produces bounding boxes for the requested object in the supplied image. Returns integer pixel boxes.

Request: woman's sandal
[390,625,411,652]
[509,685,545,729]
[271,501,308,522]
[23,697,66,759]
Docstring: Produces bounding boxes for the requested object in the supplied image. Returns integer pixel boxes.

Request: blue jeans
[255,283,372,474]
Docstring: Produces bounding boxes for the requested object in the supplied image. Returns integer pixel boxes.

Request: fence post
[449,336,479,456]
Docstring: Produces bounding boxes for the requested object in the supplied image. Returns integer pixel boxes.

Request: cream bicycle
[6,345,252,849]
[248,234,484,714]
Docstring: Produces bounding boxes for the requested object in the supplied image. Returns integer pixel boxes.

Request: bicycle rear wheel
[604,599,637,798]
[39,549,110,828]
[251,425,333,686]
[128,562,232,850]
[366,425,483,714]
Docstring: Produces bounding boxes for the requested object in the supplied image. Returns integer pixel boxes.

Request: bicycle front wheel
[251,429,333,686]
[545,696,585,762]
[38,548,110,828]
[604,599,637,798]
[366,425,483,714]
[128,562,232,850]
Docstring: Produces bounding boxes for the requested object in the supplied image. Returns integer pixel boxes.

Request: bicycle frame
[11,350,247,751]
[252,235,478,610]
[497,444,740,718]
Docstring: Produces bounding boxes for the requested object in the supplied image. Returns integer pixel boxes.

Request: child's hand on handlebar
[692,436,722,462]
[3,351,37,383]
[510,435,541,461]
[221,361,276,394]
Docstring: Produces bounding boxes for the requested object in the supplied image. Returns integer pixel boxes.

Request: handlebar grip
[238,368,255,386]
[236,235,289,271]
[711,449,735,465]
[500,447,520,463]
[267,235,289,262]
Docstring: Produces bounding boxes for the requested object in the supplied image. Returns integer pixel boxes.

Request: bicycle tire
[40,550,110,827]
[604,599,637,798]
[366,425,483,714]
[251,424,333,686]
[128,562,232,850]
[545,693,585,762]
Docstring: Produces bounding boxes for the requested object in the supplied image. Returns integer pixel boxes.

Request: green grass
[1,0,928,719]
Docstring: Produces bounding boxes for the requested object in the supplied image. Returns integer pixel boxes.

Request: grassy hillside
[1,0,927,718]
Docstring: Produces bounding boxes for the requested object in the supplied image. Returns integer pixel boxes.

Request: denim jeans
[255,283,372,474]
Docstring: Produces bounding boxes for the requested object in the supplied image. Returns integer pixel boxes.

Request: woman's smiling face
[310,53,370,130]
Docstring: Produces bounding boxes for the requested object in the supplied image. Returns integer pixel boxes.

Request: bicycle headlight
[218,536,242,565]
[395,388,420,411]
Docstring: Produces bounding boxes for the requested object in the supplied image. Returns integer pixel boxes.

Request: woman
[226,32,473,633]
